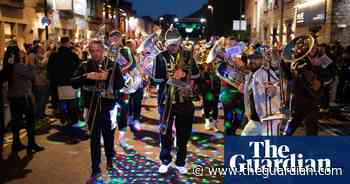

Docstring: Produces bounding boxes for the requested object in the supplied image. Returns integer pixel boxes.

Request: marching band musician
[70,38,124,183]
[109,31,138,149]
[199,62,221,131]
[125,39,143,133]
[282,37,323,136]
[154,27,200,174]
[195,39,221,131]
[215,36,245,136]
[240,51,282,136]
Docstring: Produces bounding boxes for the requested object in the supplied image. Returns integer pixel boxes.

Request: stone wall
[246,0,349,46]
[0,0,38,63]
[295,0,333,44]
[331,0,350,46]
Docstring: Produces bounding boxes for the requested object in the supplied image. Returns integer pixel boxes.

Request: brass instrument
[282,35,315,63]
[193,40,210,65]
[119,48,142,94]
[280,34,316,135]
[215,61,249,89]
[205,37,226,64]
[137,33,164,78]
[214,40,248,89]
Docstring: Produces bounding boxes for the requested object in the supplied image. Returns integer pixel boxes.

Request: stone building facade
[245,0,350,46]
[331,0,350,45]
[0,0,37,60]
[0,0,139,62]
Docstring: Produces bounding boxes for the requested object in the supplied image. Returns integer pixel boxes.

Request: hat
[247,51,263,60]
[109,29,122,37]
[165,24,182,46]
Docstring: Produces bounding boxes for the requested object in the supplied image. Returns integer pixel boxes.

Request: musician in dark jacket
[70,39,124,183]
[283,40,323,136]
[154,27,200,175]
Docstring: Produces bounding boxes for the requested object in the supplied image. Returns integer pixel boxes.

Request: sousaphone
[137,33,164,78]
[282,35,315,63]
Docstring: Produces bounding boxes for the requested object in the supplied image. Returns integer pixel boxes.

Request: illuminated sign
[233,20,247,31]
[296,0,326,26]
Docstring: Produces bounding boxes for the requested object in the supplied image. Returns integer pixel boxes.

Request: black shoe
[27,144,45,153]
[12,143,27,152]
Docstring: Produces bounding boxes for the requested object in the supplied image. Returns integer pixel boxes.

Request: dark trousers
[223,103,243,136]
[320,86,330,109]
[203,95,219,120]
[58,99,78,125]
[336,76,349,103]
[89,106,115,175]
[116,94,128,131]
[9,96,36,147]
[128,88,144,121]
[285,108,319,136]
[157,83,166,116]
[33,85,49,120]
[0,96,4,153]
[160,102,194,167]
[49,83,59,111]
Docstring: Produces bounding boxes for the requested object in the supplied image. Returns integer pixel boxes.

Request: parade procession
[1,0,350,184]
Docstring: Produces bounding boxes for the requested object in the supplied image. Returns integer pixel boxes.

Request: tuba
[97,26,137,95]
[282,35,316,90]
[193,40,210,65]
[282,34,315,77]
[215,60,249,89]
[137,33,164,78]
[214,41,249,89]
[119,47,142,94]
[282,35,315,63]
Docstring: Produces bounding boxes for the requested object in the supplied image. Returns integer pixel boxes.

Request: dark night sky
[130,0,207,18]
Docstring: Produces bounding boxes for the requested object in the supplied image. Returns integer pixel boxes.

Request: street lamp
[129,16,138,29]
[159,17,164,21]
[128,16,138,38]
[200,18,207,23]
[174,17,179,22]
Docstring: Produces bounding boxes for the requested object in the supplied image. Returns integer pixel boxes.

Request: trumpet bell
[137,33,164,78]
[136,33,163,55]
[282,35,315,63]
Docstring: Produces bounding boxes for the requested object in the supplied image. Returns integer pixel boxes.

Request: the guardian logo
[230,140,332,172]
